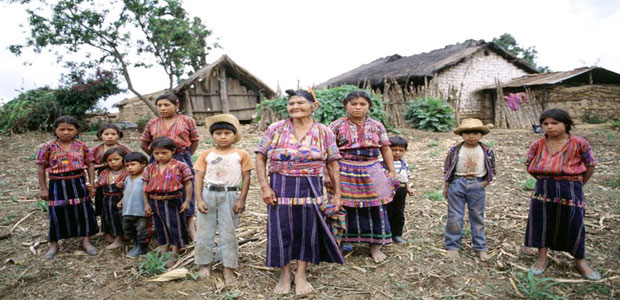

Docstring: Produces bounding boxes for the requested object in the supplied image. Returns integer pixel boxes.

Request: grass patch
[523,178,536,191]
[139,249,172,277]
[428,140,438,148]
[430,150,439,158]
[485,139,497,147]
[425,190,443,202]
[35,200,48,212]
[515,271,566,300]
[604,173,620,188]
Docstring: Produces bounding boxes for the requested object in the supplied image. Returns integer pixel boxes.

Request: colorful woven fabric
[98,169,128,236]
[342,205,392,245]
[525,178,586,258]
[328,117,390,153]
[320,202,347,246]
[338,159,393,207]
[91,143,132,165]
[150,196,188,248]
[142,159,193,193]
[526,136,596,176]
[255,119,341,177]
[140,115,200,149]
[36,140,95,174]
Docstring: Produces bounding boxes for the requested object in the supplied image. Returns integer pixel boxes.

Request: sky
[1,0,619,111]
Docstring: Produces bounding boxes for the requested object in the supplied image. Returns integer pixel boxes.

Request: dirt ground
[0,124,618,300]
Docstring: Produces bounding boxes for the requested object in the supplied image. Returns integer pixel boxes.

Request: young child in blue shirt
[117,152,149,258]
[383,136,414,244]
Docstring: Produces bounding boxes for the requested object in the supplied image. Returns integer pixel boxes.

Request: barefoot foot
[294,274,314,296]
[446,249,459,259]
[197,265,210,279]
[223,267,237,286]
[82,239,98,256]
[369,244,387,263]
[105,237,124,250]
[103,233,114,243]
[274,271,292,294]
[44,243,59,260]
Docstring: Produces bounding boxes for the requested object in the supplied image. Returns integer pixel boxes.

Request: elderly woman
[140,93,200,241]
[255,89,345,296]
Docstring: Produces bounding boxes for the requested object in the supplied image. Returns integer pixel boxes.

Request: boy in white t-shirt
[194,114,255,286]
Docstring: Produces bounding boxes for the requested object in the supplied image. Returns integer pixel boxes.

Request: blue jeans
[444,177,487,251]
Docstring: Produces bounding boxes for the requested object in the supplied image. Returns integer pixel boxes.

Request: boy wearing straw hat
[443,118,496,261]
[194,114,255,285]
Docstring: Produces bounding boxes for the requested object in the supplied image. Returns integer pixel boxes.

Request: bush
[256,85,388,127]
[611,118,620,130]
[139,249,171,276]
[0,70,121,134]
[582,111,607,124]
[404,97,455,132]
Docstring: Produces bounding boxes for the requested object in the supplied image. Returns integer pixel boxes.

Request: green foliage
[3,213,16,225]
[523,178,536,191]
[604,173,620,189]
[0,70,121,134]
[35,200,49,212]
[256,85,389,127]
[424,190,443,202]
[493,33,551,73]
[404,97,455,132]
[139,249,171,276]
[611,118,620,129]
[515,272,565,300]
[136,115,151,132]
[583,111,607,124]
[428,140,438,148]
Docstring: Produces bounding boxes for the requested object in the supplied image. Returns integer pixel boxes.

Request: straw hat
[453,118,490,135]
[205,114,242,143]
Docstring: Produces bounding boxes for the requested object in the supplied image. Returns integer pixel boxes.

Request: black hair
[285,89,316,103]
[53,116,80,130]
[155,93,179,106]
[96,123,124,140]
[102,147,128,164]
[389,136,408,149]
[124,151,148,164]
[209,122,237,135]
[343,90,372,108]
[539,108,573,134]
[150,136,177,152]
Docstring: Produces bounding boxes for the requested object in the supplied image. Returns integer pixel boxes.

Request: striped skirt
[343,205,392,245]
[151,150,195,217]
[100,186,124,236]
[48,171,99,241]
[339,159,393,208]
[525,178,586,259]
[266,173,345,268]
[150,193,188,248]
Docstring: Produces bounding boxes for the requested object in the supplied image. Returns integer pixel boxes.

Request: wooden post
[183,89,193,118]
[219,66,230,114]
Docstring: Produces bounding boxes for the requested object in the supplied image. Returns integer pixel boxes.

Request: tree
[492,33,551,73]
[8,0,219,114]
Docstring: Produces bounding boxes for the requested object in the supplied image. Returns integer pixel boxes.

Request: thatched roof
[173,54,276,98]
[481,67,620,89]
[318,39,539,88]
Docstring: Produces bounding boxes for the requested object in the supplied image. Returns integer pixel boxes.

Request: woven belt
[103,192,122,196]
[207,185,239,192]
[49,172,85,180]
[149,191,182,200]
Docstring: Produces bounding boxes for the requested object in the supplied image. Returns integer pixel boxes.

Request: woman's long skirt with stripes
[149,150,195,217]
[266,173,345,268]
[100,184,124,236]
[150,197,188,248]
[47,171,99,241]
[525,178,586,259]
[343,206,392,244]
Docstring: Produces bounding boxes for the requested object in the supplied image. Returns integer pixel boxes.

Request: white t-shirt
[455,144,487,178]
[194,147,255,187]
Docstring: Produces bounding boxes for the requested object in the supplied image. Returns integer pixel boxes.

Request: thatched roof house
[319,39,539,126]
[115,55,275,123]
[481,67,620,128]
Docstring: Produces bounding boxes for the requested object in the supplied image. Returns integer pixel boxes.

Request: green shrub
[424,190,443,202]
[139,249,171,276]
[404,97,455,132]
[582,111,607,124]
[612,118,620,129]
[255,85,388,127]
[523,178,536,190]
[136,115,151,132]
[515,272,565,300]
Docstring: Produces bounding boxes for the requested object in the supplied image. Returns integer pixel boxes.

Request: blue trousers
[444,177,487,251]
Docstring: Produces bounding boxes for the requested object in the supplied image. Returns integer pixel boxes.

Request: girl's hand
[116,182,124,189]
[330,194,342,212]
[39,188,49,200]
[480,181,489,188]
[324,177,333,194]
[196,197,208,214]
[144,204,154,217]
[116,201,123,209]
[261,186,277,206]
[179,200,190,213]
[388,171,396,181]
[407,187,415,196]
[233,200,246,214]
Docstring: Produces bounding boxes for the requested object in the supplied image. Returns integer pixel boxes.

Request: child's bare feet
[446,249,459,258]
[44,242,59,260]
[103,233,114,243]
[369,244,387,263]
[223,267,237,286]
[105,236,124,250]
[294,273,314,296]
[274,270,292,294]
[82,238,98,256]
[476,250,490,261]
[197,265,210,278]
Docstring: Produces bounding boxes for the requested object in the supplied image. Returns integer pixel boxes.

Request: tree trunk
[116,51,159,115]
